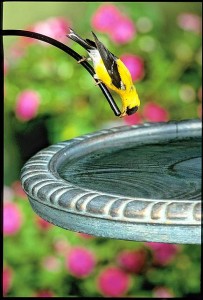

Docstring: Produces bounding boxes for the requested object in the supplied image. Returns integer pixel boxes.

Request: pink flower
[34,290,55,297]
[54,238,70,256]
[91,4,122,32]
[33,17,70,44]
[66,247,96,278]
[3,202,23,235]
[124,112,143,125]
[153,286,174,298]
[145,242,179,266]
[42,256,61,272]
[3,266,13,296]
[91,4,136,44]
[97,266,130,297]
[15,90,40,121]
[117,249,146,273]
[120,54,144,81]
[22,17,71,45]
[11,180,27,199]
[110,17,136,44]
[123,101,169,126]
[177,13,202,34]
[143,102,169,122]
[36,216,53,230]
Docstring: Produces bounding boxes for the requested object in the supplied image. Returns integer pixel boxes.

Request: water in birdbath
[58,138,201,200]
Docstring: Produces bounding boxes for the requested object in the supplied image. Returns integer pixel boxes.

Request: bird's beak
[126,106,139,115]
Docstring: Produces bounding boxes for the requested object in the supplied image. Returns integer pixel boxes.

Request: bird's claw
[119,111,127,118]
[94,80,102,86]
[77,56,87,63]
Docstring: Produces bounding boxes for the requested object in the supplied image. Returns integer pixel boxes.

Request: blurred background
[3,2,201,297]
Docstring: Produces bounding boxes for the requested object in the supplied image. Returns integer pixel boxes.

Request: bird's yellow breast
[94,58,133,94]
[94,58,140,113]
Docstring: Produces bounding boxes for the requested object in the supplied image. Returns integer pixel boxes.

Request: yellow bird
[67,28,140,117]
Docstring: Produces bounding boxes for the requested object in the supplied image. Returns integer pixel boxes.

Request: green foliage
[4,196,201,297]
[4,3,201,145]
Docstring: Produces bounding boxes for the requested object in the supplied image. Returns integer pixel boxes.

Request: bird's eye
[126,106,139,115]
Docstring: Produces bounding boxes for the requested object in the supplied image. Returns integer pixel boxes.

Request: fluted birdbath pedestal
[21,119,201,244]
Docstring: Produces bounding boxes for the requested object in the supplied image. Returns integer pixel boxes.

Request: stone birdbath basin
[21,119,201,244]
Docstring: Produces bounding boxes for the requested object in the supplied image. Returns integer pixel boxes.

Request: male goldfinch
[67,29,140,117]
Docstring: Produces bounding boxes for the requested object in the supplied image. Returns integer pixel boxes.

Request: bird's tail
[67,28,95,51]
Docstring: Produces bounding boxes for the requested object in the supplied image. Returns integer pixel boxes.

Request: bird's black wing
[85,38,97,48]
[91,32,124,90]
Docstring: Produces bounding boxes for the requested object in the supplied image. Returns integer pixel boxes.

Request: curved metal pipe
[3,29,121,116]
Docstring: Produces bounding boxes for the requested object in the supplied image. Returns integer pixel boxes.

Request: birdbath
[21,119,201,244]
